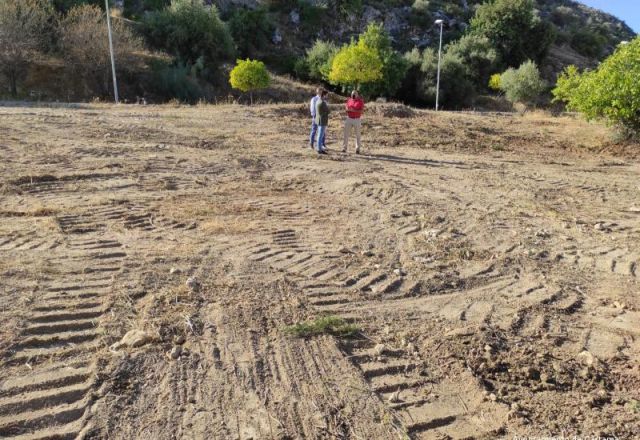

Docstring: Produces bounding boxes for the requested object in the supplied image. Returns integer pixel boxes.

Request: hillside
[1,0,636,104]
[211,0,636,72]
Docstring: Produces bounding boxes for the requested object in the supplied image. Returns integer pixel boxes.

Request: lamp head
[435,19,444,25]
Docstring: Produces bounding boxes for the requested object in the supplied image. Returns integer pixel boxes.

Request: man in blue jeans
[315,89,329,154]
[308,87,321,149]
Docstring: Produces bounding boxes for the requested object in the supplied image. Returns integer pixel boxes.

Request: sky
[578,1,640,33]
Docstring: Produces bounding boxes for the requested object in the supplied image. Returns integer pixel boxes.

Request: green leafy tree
[470,0,555,68]
[305,40,339,82]
[357,23,409,98]
[446,33,498,89]
[553,38,640,135]
[229,58,270,104]
[499,60,546,105]
[420,48,475,108]
[0,0,54,97]
[227,7,273,59]
[328,42,383,90]
[143,0,234,71]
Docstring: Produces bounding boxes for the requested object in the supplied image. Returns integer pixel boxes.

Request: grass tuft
[284,315,359,338]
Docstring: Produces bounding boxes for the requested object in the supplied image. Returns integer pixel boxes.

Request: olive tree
[0,0,54,97]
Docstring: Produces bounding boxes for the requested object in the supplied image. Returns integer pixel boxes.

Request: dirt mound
[370,103,416,118]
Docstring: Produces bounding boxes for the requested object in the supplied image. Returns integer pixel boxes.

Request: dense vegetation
[0,0,635,108]
[553,37,640,137]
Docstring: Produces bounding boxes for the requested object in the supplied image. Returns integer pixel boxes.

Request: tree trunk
[9,73,17,98]
[250,91,253,106]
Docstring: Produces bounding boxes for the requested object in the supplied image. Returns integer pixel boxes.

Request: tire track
[0,235,126,439]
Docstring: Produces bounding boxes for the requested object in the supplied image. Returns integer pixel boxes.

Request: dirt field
[0,102,639,440]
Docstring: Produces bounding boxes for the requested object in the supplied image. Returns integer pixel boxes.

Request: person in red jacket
[343,90,364,154]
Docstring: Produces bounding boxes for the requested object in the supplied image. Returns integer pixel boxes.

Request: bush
[488,73,501,91]
[569,27,607,58]
[143,0,234,70]
[149,61,204,102]
[305,40,339,81]
[553,38,640,135]
[123,0,170,19]
[227,7,274,59]
[357,23,410,98]
[410,0,432,27]
[229,58,271,104]
[60,4,144,99]
[421,48,476,108]
[499,60,545,105]
[0,0,54,97]
[470,0,555,68]
[446,33,498,89]
[328,42,383,90]
[51,0,102,13]
[284,315,359,338]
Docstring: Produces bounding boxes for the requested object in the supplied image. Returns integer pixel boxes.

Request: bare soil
[0,102,638,440]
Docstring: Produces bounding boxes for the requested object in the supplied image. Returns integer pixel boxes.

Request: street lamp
[434,19,444,111]
[105,0,119,104]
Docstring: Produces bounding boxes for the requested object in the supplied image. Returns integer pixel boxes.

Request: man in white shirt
[308,87,321,149]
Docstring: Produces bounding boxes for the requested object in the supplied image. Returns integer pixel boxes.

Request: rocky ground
[0,102,638,440]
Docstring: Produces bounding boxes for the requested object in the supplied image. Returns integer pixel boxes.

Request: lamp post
[434,19,444,111]
[105,0,119,104]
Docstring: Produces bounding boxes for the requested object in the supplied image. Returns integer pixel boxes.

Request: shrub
[229,58,270,104]
[305,40,339,81]
[410,0,431,27]
[292,58,310,80]
[569,27,607,58]
[470,0,555,68]
[123,0,171,19]
[488,73,501,91]
[284,315,359,338]
[60,4,144,99]
[149,61,204,103]
[0,0,54,97]
[227,7,274,59]
[357,23,410,98]
[446,33,498,88]
[499,60,546,105]
[328,42,383,90]
[143,0,234,70]
[553,38,640,135]
[418,48,476,108]
[51,0,102,13]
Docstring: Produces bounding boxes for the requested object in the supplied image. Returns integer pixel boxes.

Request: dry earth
[0,102,639,440]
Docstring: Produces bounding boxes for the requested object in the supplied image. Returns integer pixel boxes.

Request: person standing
[315,89,329,155]
[343,90,364,154]
[308,87,321,149]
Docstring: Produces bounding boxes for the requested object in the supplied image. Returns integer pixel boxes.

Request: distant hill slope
[208,0,635,75]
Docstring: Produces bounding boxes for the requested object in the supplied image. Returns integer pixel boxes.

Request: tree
[357,23,409,98]
[488,73,501,91]
[305,40,339,82]
[499,60,545,105]
[470,0,555,68]
[446,33,498,89]
[419,48,475,108]
[143,0,234,71]
[553,38,640,136]
[229,58,270,104]
[328,42,383,90]
[60,4,144,98]
[0,0,54,97]
[227,7,273,59]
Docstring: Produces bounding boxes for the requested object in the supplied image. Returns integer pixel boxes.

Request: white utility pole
[435,19,444,111]
[105,0,119,104]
